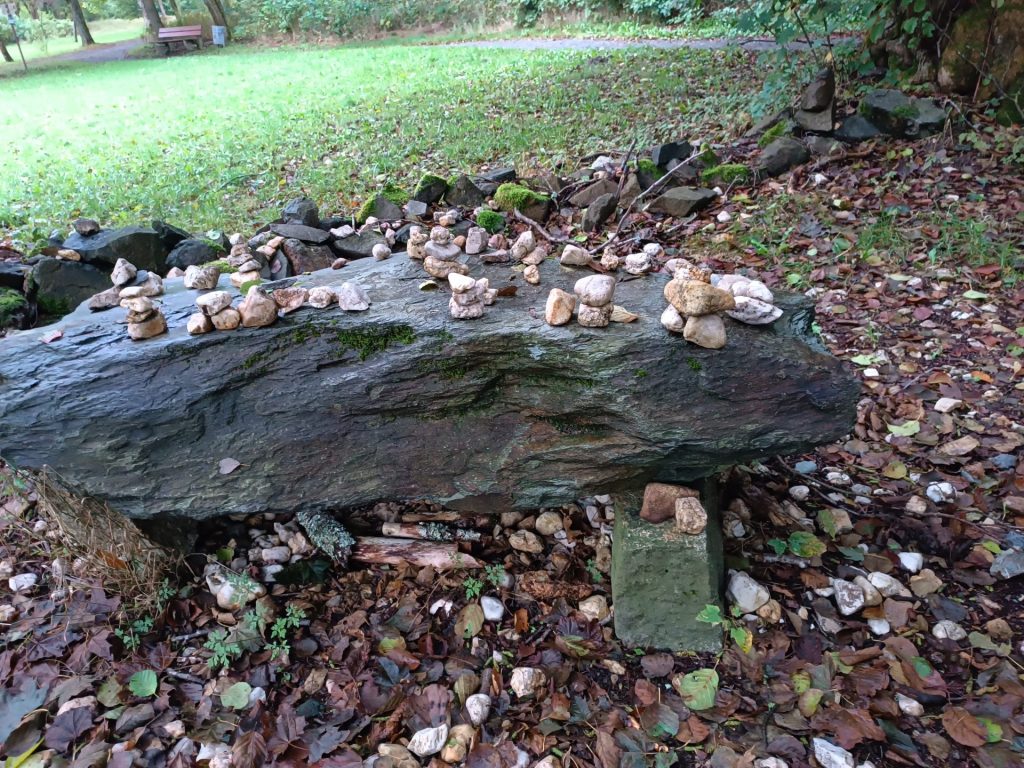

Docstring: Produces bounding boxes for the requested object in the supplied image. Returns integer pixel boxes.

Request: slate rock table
[0,252,858,648]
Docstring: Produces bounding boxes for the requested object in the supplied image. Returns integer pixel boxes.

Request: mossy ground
[493,183,549,213]
[334,324,416,361]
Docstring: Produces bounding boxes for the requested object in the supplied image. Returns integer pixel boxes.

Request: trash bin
[211,25,226,46]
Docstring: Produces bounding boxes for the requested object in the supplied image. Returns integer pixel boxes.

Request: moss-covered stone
[636,158,659,177]
[758,120,791,148]
[0,288,28,328]
[413,174,448,205]
[381,182,408,207]
[202,259,238,274]
[700,163,751,184]
[475,210,506,234]
[493,183,549,213]
[611,487,723,652]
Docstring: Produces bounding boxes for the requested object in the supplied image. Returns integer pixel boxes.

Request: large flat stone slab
[0,253,858,522]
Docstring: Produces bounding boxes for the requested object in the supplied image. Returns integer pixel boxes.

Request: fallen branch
[351,537,482,569]
[382,521,482,542]
[512,209,567,244]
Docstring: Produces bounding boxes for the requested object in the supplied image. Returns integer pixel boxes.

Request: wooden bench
[157,25,204,52]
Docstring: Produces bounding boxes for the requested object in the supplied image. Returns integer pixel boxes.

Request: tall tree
[0,38,13,63]
[167,0,182,22]
[139,0,162,37]
[203,0,230,38]
[67,0,94,45]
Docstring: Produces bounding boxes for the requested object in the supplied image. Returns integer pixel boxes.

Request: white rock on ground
[579,595,609,621]
[932,619,967,641]
[509,667,547,698]
[897,552,924,573]
[831,578,865,616]
[407,724,448,758]
[895,693,924,717]
[336,282,371,311]
[509,530,544,553]
[534,511,563,536]
[465,693,492,726]
[812,738,854,768]
[727,571,770,614]
[926,481,955,503]
[481,595,504,622]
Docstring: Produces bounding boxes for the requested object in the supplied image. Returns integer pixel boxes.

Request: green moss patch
[476,210,506,234]
[414,174,448,197]
[637,158,659,176]
[700,163,750,184]
[334,324,415,361]
[493,183,549,213]
[758,120,789,148]
[202,259,238,274]
[0,288,28,326]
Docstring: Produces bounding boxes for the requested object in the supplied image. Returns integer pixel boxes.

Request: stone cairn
[423,226,468,280]
[573,275,616,328]
[109,258,167,341]
[447,273,495,320]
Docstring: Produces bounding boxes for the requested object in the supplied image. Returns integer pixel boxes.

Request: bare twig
[512,209,566,244]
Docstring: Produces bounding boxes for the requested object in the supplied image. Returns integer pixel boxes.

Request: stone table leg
[611,484,724,652]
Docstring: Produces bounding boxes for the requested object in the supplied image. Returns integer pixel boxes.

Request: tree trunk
[67,0,94,46]
[0,39,13,63]
[203,0,230,39]
[139,0,161,37]
[167,0,182,22]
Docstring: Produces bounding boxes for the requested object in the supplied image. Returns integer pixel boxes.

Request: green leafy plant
[128,669,158,698]
[204,629,245,671]
[464,576,484,601]
[267,604,306,659]
[696,603,753,652]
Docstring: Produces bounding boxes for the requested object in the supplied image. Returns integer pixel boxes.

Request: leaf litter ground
[1,71,1024,768]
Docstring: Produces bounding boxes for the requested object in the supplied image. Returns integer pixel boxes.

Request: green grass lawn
[0,18,144,68]
[0,42,764,242]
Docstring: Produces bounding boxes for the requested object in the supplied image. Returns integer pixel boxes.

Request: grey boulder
[27,258,111,317]
[166,239,221,271]
[63,225,170,274]
[0,254,858,524]
[759,138,810,177]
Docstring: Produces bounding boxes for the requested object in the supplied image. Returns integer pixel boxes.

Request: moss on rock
[202,259,238,274]
[758,120,790,148]
[700,163,751,184]
[0,288,28,328]
[475,210,506,234]
[493,183,549,213]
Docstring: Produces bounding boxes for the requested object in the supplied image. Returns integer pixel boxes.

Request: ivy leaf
[695,604,723,624]
[128,670,158,698]
[221,682,252,710]
[788,531,827,558]
[671,669,719,711]
[730,626,753,653]
[887,420,920,436]
[767,538,787,555]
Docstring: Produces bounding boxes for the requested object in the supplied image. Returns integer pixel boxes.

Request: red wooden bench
[157,25,204,52]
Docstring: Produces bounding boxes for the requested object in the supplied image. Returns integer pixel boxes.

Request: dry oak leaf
[941,706,987,748]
